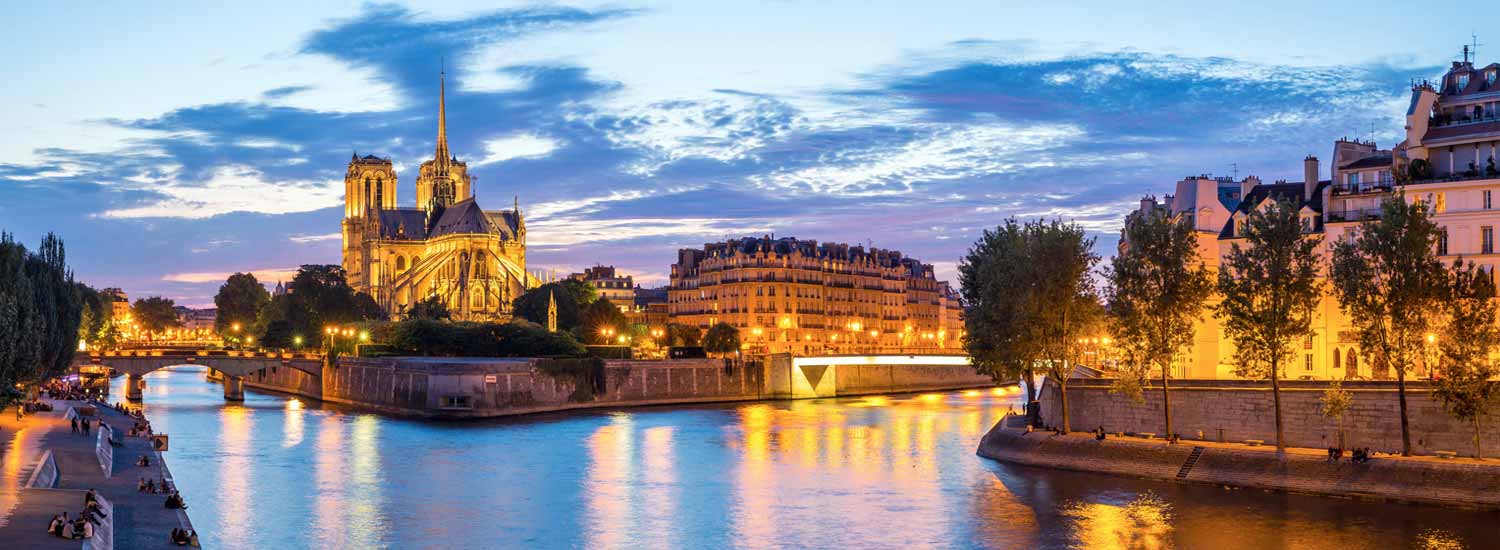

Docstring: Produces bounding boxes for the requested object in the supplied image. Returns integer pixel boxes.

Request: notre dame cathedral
[341,71,535,320]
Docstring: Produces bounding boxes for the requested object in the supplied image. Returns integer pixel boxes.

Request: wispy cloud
[162,266,300,284]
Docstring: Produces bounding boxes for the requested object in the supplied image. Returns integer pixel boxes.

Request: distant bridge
[73,350,323,401]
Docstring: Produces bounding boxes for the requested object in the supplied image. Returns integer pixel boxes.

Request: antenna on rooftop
[1229,162,1239,180]
[1473,32,1485,62]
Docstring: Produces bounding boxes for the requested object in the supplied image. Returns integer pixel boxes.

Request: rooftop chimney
[1304,155,1320,201]
[1241,175,1260,201]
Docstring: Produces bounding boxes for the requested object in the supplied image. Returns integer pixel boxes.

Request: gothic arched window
[396,256,406,272]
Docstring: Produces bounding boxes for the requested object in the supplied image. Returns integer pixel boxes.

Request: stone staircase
[1176,446,1205,479]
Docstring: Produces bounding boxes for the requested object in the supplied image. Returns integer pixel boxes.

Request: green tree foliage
[666,323,702,347]
[1321,380,1353,450]
[1329,194,1447,456]
[0,232,84,393]
[132,296,181,334]
[960,220,1040,418]
[703,323,741,357]
[1025,220,1101,434]
[214,272,270,338]
[1216,198,1323,451]
[1434,260,1500,459]
[1105,208,1216,436]
[254,265,384,346]
[73,283,114,349]
[386,319,585,357]
[260,320,296,351]
[402,295,452,321]
[512,279,595,330]
[579,298,629,345]
[961,218,1100,431]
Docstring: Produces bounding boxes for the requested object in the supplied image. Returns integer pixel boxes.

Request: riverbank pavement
[977,414,1500,510]
[0,397,198,548]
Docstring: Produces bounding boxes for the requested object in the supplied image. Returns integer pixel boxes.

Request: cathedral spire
[434,67,450,172]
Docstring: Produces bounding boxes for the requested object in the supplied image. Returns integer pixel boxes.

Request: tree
[1216,198,1322,451]
[1329,194,1447,456]
[513,279,595,331]
[666,323,702,347]
[214,272,270,338]
[1105,207,1215,437]
[960,219,1043,422]
[703,323,741,358]
[255,265,384,345]
[132,296,182,335]
[0,232,83,391]
[260,320,295,350]
[403,295,451,321]
[579,298,629,345]
[1321,380,1353,451]
[1434,260,1500,459]
[1025,219,1101,434]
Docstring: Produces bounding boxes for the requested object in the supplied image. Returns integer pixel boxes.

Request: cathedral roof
[376,209,430,240]
[430,198,499,237]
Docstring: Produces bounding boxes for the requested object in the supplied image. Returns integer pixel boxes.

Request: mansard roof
[1341,154,1393,170]
[1217,181,1328,239]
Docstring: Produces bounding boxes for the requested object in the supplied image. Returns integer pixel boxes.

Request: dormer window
[1457,73,1471,90]
[1489,70,1497,85]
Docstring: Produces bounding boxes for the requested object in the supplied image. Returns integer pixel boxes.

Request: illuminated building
[1129,50,1500,380]
[669,236,963,356]
[341,70,534,320]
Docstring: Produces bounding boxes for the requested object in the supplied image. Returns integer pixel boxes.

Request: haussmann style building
[669,236,963,356]
[1130,52,1500,381]
[341,71,535,320]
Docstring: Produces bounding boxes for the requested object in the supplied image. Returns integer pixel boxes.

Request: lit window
[1305,355,1313,372]
[1484,226,1495,254]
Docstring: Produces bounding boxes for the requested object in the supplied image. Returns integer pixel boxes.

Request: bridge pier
[125,373,144,401]
[223,375,244,401]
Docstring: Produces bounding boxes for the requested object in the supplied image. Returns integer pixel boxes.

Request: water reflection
[115,368,1500,549]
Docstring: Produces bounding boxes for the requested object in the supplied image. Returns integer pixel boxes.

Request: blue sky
[0,1,1491,306]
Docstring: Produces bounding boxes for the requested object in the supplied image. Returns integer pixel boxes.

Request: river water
[116,366,1496,549]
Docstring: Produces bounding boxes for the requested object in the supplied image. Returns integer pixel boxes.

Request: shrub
[385,318,585,357]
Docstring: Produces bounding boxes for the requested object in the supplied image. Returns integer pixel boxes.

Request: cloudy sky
[1,1,1489,306]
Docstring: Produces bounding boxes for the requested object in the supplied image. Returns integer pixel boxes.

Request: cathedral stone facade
[342,72,533,320]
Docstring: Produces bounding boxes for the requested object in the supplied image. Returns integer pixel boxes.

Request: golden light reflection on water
[345,414,384,548]
[216,405,253,549]
[1062,493,1174,550]
[282,399,304,448]
[312,414,345,548]
[641,426,676,550]
[585,415,633,550]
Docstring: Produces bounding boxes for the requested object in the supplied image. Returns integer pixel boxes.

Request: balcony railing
[1430,112,1500,129]
[1330,182,1393,196]
[1327,208,1383,223]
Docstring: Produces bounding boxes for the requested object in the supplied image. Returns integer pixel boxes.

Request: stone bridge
[73,350,323,401]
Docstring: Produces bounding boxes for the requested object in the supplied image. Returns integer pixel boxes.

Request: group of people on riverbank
[170,527,200,546]
[1328,447,1377,464]
[138,475,173,494]
[45,488,107,540]
[42,380,90,401]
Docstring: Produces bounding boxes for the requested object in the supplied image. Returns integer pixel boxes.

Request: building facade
[1136,54,1500,381]
[669,236,963,356]
[341,72,534,320]
[571,265,636,311]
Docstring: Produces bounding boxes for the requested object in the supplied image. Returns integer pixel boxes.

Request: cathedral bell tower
[342,152,396,293]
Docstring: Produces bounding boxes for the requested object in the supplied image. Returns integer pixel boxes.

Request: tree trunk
[1024,365,1039,426]
[1475,416,1483,460]
[1160,359,1173,441]
[1271,359,1285,452]
[1397,366,1412,456]
[1059,377,1071,434]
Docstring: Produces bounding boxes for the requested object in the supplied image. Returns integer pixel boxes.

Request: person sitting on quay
[47,512,65,536]
[1095,426,1107,441]
[138,454,152,467]
[139,478,148,492]
[164,491,187,510]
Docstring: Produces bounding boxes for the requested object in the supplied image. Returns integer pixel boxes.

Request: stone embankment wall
[235,356,990,418]
[836,363,992,396]
[244,363,323,399]
[1040,378,1500,457]
[976,423,1500,509]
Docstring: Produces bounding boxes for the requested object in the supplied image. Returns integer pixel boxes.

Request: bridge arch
[73,351,323,401]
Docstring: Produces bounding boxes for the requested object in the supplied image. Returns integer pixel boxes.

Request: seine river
[116,366,1496,549]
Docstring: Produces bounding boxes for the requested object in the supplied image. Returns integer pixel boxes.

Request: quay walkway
[0,398,196,548]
